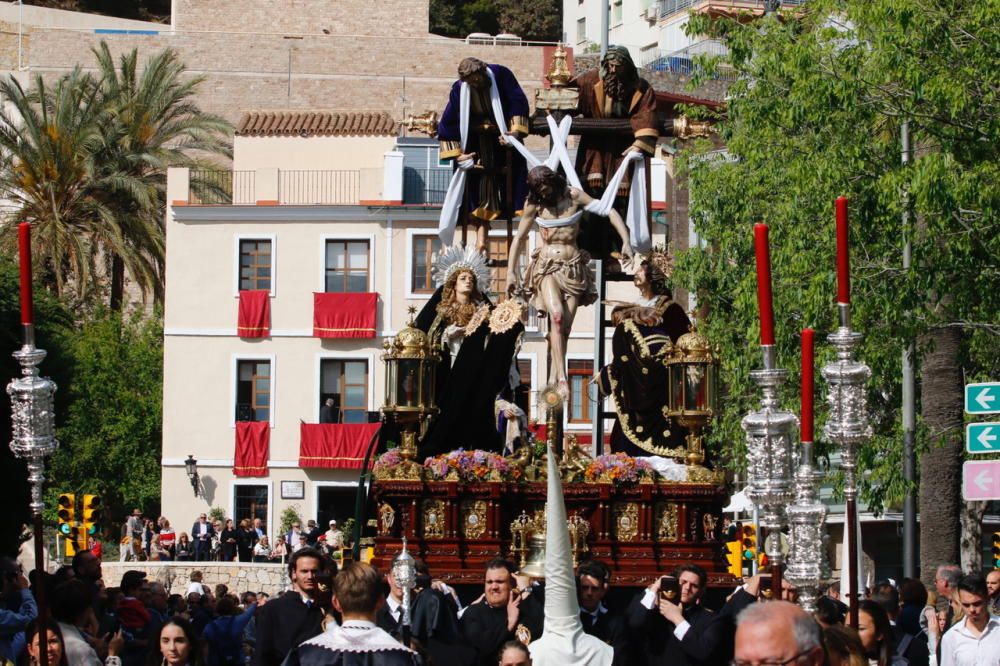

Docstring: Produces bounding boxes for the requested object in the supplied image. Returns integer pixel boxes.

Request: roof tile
[236,110,398,137]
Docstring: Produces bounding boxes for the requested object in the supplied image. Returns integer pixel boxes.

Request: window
[239,239,272,291]
[576,17,586,43]
[486,236,528,302]
[234,485,268,530]
[325,240,370,292]
[612,0,623,25]
[568,359,594,424]
[320,359,369,424]
[236,360,271,422]
[411,235,441,294]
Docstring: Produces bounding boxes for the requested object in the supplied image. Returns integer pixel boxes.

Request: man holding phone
[625,564,722,666]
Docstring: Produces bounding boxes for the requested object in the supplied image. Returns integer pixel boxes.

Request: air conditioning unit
[644,5,660,21]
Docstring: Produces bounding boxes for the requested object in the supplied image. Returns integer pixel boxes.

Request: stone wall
[173,0,429,38]
[101,561,289,597]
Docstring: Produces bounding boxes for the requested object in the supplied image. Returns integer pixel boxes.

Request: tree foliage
[430,0,562,41]
[46,308,163,539]
[675,0,1000,565]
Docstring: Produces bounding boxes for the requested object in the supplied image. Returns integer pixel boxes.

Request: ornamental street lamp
[382,307,439,466]
[185,455,199,496]
[665,324,719,469]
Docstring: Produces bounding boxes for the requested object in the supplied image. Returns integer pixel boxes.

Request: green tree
[47,308,163,539]
[432,0,561,39]
[678,0,999,581]
[498,0,561,41]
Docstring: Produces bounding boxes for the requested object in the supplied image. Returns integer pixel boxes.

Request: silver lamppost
[391,537,416,645]
[7,222,58,666]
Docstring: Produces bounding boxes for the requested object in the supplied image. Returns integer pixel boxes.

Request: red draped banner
[234,421,269,477]
[238,290,270,338]
[299,423,380,469]
[313,292,377,338]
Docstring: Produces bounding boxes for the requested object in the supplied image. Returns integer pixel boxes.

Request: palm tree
[91,42,232,310]
[0,42,232,310]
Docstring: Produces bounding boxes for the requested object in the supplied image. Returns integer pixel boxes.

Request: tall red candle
[753,223,775,345]
[836,196,850,304]
[801,328,814,442]
[18,222,32,326]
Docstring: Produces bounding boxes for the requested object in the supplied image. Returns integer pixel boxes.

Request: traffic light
[81,495,101,537]
[726,541,742,577]
[57,493,76,556]
[992,532,1000,569]
[741,526,757,568]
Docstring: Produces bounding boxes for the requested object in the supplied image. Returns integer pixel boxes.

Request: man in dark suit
[250,547,327,666]
[191,512,215,561]
[460,559,543,666]
[577,560,630,666]
[625,563,724,666]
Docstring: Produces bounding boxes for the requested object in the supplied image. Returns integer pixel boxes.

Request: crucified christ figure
[506,165,634,396]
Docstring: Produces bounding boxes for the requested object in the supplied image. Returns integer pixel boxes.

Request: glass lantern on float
[382,307,439,464]
[665,323,719,469]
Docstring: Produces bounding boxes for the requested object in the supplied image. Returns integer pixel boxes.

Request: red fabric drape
[234,421,269,477]
[299,423,380,469]
[238,290,270,338]
[313,292,377,338]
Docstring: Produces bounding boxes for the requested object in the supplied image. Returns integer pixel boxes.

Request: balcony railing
[279,170,359,205]
[655,0,804,19]
[640,38,736,80]
[189,170,255,204]
[403,167,452,205]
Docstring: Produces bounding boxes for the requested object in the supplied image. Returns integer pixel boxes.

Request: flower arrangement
[372,448,404,478]
[584,453,655,486]
[423,449,512,483]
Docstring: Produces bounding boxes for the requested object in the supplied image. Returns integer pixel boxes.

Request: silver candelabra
[784,437,827,612]
[391,537,416,643]
[821,304,871,624]
[742,346,797,581]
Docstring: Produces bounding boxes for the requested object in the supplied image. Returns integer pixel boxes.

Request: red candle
[753,223,775,345]
[18,222,32,326]
[836,196,850,304]
[801,328,814,442]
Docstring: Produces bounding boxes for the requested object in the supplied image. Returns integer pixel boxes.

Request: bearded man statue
[569,46,659,262]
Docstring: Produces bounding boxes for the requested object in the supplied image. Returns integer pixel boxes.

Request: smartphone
[758,574,774,599]
[98,614,121,639]
[659,576,680,602]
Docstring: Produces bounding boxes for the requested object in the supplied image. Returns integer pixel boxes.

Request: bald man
[986,570,1000,616]
[733,601,825,666]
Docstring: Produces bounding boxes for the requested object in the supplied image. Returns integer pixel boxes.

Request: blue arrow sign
[966,382,1000,415]
[967,423,1000,454]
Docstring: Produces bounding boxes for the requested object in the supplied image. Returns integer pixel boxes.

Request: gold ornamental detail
[461,500,487,540]
[377,503,395,536]
[656,503,679,542]
[421,499,446,539]
[613,502,639,542]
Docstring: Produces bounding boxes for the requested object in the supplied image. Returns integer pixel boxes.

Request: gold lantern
[382,307,439,462]
[665,323,719,468]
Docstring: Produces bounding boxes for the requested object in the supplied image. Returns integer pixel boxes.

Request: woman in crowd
[268,535,287,564]
[858,600,906,666]
[235,519,256,563]
[202,596,256,666]
[149,534,172,561]
[823,625,867,666]
[154,618,203,666]
[187,570,208,597]
[25,619,68,666]
[160,519,177,557]
[220,519,238,562]
[142,519,157,558]
[252,536,271,563]
[175,533,194,562]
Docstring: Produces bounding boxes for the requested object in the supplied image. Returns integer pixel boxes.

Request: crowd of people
[119,512,345,564]
[1,546,998,666]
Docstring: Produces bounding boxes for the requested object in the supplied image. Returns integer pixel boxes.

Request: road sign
[967,423,1000,454]
[966,382,1000,415]
[963,461,1000,501]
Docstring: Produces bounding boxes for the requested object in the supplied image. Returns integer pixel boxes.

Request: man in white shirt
[940,574,1000,666]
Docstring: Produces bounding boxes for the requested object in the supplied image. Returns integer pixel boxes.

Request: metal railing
[403,168,452,205]
[641,38,737,80]
[188,170,255,205]
[655,0,804,19]
[279,170,360,205]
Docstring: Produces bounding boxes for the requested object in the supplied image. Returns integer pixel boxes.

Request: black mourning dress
[414,287,523,456]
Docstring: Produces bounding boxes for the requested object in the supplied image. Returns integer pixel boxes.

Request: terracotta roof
[236,111,399,137]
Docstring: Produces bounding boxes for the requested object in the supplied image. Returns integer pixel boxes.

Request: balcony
[640,38,736,80]
[655,0,805,20]
[403,168,452,205]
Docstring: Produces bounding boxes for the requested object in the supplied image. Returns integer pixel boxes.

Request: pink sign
[963,461,1000,500]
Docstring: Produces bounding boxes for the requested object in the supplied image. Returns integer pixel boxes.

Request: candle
[753,223,775,346]
[801,328,814,442]
[836,196,850,304]
[18,222,32,326]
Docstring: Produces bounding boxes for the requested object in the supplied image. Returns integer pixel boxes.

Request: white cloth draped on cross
[437,71,650,252]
